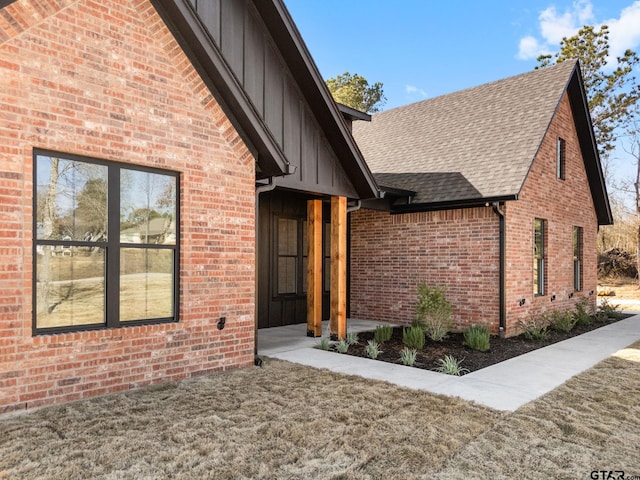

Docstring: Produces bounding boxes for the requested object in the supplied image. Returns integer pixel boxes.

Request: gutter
[492,202,506,338]
[254,178,277,366]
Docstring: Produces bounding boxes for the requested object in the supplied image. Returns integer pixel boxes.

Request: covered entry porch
[257,189,350,340]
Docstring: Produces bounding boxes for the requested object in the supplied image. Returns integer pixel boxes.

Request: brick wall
[350,91,599,337]
[503,92,598,332]
[0,0,255,413]
[350,207,501,332]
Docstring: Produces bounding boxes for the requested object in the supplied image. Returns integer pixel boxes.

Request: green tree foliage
[536,25,640,157]
[325,72,386,113]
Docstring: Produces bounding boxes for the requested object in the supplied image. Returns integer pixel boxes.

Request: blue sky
[284,0,640,109]
[284,0,640,209]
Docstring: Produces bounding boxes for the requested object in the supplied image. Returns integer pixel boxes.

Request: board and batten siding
[189,0,358,198]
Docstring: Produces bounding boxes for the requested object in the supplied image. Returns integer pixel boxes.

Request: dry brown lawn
[1,342,639,479]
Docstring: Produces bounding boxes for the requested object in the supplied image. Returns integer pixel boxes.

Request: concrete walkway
[258,315,640,412]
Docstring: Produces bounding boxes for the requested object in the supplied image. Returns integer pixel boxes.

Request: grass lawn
[1,342,639,479]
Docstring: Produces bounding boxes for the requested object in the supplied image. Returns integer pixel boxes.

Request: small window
[557,137,566,180]
[34,150,179,334]
[533,218,546,296]
[275,217,311,295]
[573,226,583,291]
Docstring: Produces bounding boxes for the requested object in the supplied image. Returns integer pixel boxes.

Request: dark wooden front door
[258,190,330,329]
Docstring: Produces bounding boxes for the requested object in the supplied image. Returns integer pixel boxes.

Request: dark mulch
[337,315,632,374]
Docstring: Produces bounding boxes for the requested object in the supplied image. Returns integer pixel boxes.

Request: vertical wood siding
[190,0,357,197]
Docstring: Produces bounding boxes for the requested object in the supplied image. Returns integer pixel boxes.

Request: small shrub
[335,339,349,353]
[402,325,425,350]
[365,340,382,359]
[463,325,490,352]
[317,337,330,351]
[550,309,577,333]
[374,324,393,343]
[416,282,453,342]
[411,317,425,329]
[517,313,550,341]
[400,347,417,366]
[435,355,469,376]
[598,298,622,320]
[574,298,593,326]
[346,331,359,346]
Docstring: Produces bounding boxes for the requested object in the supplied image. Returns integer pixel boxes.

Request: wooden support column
[306,199,323,337]
[330,196,347,340]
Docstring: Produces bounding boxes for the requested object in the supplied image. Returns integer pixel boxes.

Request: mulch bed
[336,315,632,374]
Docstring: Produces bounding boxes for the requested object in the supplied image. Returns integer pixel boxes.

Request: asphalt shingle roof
[352,61,578,205]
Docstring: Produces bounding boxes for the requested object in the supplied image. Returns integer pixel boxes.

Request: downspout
[254,177,277,366]
[492,202,506,338]
[346,200,361,213]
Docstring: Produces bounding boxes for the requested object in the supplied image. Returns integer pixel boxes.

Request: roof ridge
[376,60,577,116]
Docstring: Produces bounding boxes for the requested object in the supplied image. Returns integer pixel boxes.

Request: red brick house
[0,0,378,413]
[350,61,612,336]
[0,0,610,414]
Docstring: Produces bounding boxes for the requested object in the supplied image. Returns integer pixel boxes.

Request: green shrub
[463,325,490,352]
[400,347,417,366]
[373,324,393,343]
[416,283,453,341]
[402,325,425,350]
[598,298,622,320]
[574,298,593,326]
[346,331,359,346]
[435,355,469,376]
[335,339,349,353]
[317,337,330,351]
[365,340,382,359]
[550,309,577,333]
[517,313,550,341]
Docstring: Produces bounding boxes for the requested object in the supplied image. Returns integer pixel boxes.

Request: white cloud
[517,0,640,65]
[405,85,428,98]
[516,0,595,60]
[605,1,640,61]
[517,36,543,60]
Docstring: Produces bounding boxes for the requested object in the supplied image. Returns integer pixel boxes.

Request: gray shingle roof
[352,61,578,205]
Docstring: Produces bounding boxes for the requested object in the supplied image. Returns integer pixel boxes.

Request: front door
[257,190,330,329]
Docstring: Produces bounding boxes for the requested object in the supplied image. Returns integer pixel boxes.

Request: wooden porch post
[330,196,347,340]
[306,199,323,337]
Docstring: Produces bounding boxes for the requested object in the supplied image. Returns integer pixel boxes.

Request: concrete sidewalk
[258,315,640,411]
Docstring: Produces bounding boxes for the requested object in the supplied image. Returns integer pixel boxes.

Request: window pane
[120,170,176,245]
[277,257,297,294]
[533,219,545,295]
[36,247,105,328]
[120,248,174,321]
[277,218,297,255]
[574,227,582,291]
[36,155,108,241]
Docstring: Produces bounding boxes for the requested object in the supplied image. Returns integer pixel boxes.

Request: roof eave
[250,0,380,199]
[567,63,614,226]
[389,194,518,214]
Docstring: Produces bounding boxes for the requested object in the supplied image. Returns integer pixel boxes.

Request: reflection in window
[120,249,174,321]
[36,156,108,242]
[34,150,178,333]
[35,247,105,328]
[120,169,176,244]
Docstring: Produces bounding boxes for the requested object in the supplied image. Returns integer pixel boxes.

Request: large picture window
[34,150,179,333]
[533,218,546,296]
